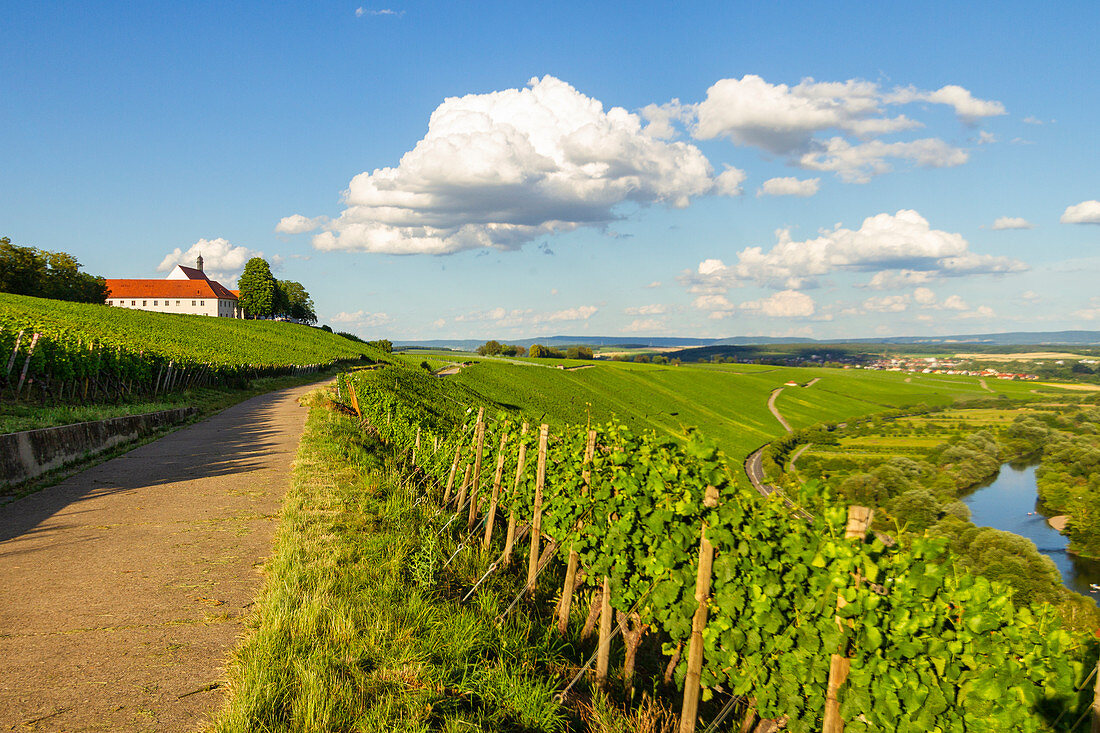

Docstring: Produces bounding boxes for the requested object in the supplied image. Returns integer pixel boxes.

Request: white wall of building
[107,297,242,318]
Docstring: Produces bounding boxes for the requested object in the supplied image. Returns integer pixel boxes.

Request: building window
[200,300,204,306]
[142,300,147,306]
[192,300,196,306]
[154,300,158,306]
[176,300,180,305]
[132,300,136,306]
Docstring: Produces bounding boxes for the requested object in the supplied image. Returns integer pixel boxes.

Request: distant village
[861,356,1040,380]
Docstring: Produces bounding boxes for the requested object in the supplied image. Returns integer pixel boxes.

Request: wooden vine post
[467,418,487,530]
[678,485,720,733]
[557,428,597,634]
[502,422,529,566]
[443,444,463,504]
[455,464,472,509]
[595,576,613,688]
[6,330,24,376]
[822,505,873,733]
[526,424,549,596]
[482,433,509,549]
[15,333,40,397]
[348,382,361,417]
[414,426,421,465]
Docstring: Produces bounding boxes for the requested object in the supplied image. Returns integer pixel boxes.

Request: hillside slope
[0,293,373,367]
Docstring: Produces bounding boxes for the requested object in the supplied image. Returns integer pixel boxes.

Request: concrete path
[0,380,322,732]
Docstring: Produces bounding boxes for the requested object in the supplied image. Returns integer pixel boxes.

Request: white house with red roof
[105,256,243,318]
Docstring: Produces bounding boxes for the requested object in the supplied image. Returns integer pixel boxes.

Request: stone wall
[0,408,198,488]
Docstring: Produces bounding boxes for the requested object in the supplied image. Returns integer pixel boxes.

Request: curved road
[0,380,323,731]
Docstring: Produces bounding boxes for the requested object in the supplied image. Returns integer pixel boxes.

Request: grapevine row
[345,366,1092,732]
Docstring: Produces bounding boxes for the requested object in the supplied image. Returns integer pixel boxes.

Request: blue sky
[3,1,1098,341]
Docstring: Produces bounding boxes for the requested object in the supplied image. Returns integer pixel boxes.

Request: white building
[105,256,243,318]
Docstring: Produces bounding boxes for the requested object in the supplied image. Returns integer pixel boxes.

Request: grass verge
[210,389,678,732]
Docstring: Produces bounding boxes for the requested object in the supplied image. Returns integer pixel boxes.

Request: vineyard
[337,364,1096,732]
[0,293,375,404]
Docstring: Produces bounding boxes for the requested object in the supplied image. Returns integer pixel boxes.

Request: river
[962,458,1100,603]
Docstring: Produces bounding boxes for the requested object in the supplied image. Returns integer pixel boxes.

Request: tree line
[476,340,593,359]
[0,237,108,303]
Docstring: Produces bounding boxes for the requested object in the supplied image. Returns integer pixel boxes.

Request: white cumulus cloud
[691,75,919,154]
[886,84,1006,122]
[157,237,261,283]
[682,210,1026,292]
[797,137,968,183]
[330,310,392,327]
[276,214,328,234]
[757,176,820,197]
[625,304,668,315]
[649,74,997,182]
[861,295,909,312]
[991,216,1033,230]
[740,290,816,318]
[307,76,739,255]
[1061,200,1100,224]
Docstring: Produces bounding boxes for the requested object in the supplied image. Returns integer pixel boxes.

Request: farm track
[0,379,324,732]
[767,388,793,433]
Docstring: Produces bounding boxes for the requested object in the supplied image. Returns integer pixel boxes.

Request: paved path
[767,388,792,433]
[0,381,322,732]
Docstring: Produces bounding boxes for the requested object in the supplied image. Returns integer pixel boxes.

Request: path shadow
[0,386,307,545]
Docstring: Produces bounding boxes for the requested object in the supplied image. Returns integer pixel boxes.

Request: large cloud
[307,76,741,255]
[797,137,968,183]
[1061,200,1100,224]
[157,238,261,283]
[683,210,1027,291]
[646,74,997,182]
[691,76,920,153]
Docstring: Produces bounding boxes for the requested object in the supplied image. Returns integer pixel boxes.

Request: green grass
[212,389,678,732]
[446,360,1039,462]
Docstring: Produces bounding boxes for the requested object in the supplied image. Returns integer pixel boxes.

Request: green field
[445,358,1043,461]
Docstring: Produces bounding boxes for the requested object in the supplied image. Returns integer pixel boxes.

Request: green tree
[238,257,276,317]
[477,340,503,356]
[565,345,593,360]
[0,238,107,303]
[275,280,316,323]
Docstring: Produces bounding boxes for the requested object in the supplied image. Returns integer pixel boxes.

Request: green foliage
[0,292,375,401]
[477,340,503,356]
[275,279,316,323]
[237,257,276,317]
[565,345,593,360]
[0,238,107,303]
[368,339,393,353]
[346,362,1093,731]
[529,343,565,359]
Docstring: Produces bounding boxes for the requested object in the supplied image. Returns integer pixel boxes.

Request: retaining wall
[0,407,198,487]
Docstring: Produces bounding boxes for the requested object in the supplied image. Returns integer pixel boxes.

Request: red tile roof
[105,279,238,300]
